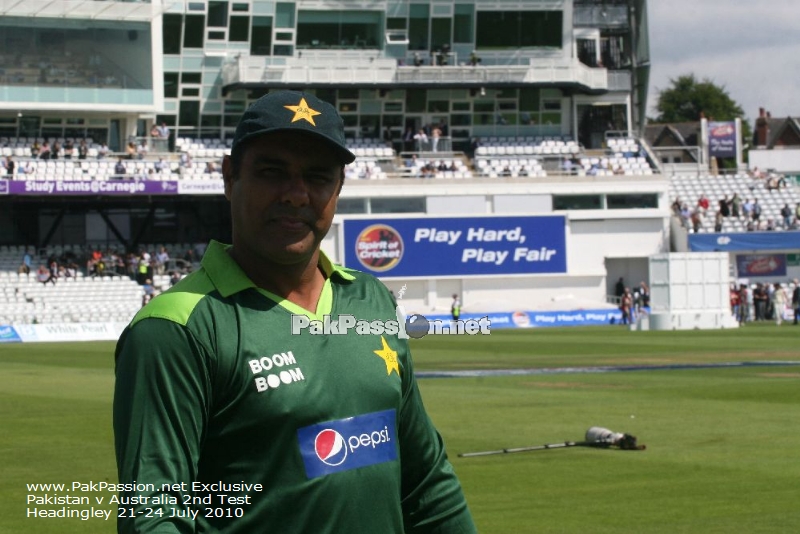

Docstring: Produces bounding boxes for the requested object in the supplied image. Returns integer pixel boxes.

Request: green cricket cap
[231,90,356,164]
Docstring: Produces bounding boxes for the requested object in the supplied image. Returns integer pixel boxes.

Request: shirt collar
[201,240,354,298]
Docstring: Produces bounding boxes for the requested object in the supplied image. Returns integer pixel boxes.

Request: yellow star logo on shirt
[373,336,400,377]
[284,97,322,126]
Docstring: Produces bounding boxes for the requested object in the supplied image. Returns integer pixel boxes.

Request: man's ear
[337,167,345,195]
[222,155,234,200]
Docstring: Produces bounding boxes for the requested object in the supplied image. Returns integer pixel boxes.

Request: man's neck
[230,248,327,312]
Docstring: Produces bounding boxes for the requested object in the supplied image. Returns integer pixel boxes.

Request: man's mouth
[272,216,310,231]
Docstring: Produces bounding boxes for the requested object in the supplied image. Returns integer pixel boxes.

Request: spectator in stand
[780,203,793,229]
[136,252,151,285]
[469,51,481,66]
[719,195,730,217]
[154,157,168,173]
[714,210,723,232]
[2,156,14,177]
[125,141,137,160]
[795,202,800,229]
[51,141,61,160]
[37,264,55,285]
[64,139,74,159]
[402,127,415,152]
[114,157,127,179]
[413,129,428,151]
[125,252,138,279]
[157,122,170,139]
[78,139,88,160]
[468,137,481,160]
[766,174,779,191]
[671,197,682,215]
[20,249,32,275]
[742,198,753,219]
[97,143,109,159]
[141,279,155,307]
[39,141,51,160]
[136,140,149,160]
[690,209,703,233]
[179,151,193,173]
[48,257,59,281]
[730,193,742,218]
[156,246,169,275]
[766,218,776,231]
[150,124,161,139]
[679,203,691,228]
[751,199,762,224]
[697,194,709,212]
[431,125,442,153]
[561,157,574,175]
[204,161,218,174]
[30,140,41,158]
[169,271,182,287]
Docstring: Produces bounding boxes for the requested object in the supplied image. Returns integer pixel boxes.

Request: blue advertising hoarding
[421,310,623,329]
[342,216,567,277]
[708,121,737,159]
[736,254,786,277]
[689,231,800,252]
[0,325,22,343]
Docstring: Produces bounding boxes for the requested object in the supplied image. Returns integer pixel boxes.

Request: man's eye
[257,168,282,177]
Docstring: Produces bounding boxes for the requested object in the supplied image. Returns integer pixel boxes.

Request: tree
[652,74,745,124]
[651,74,752,166]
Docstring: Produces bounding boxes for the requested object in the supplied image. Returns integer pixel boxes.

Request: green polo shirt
[113,240,475,534]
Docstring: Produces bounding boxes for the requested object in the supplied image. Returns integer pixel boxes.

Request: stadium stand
[8,1,737,329]
[670,173,800,233]
[0,272,143,325]
[0,242,200,324]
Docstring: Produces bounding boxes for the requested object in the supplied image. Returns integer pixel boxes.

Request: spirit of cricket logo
[297,410,398,478]
[291,309,491,339]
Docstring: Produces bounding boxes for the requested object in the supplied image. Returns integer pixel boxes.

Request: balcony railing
[223,55,610,91]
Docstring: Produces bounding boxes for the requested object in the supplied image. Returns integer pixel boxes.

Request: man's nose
[280,171,310,205]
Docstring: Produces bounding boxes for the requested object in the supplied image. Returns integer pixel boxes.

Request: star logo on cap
[373,336,400,377]
[284,97,322,127]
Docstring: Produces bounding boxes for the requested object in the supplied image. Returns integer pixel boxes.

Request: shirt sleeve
[398,345,477,534]
[113,318,214,534]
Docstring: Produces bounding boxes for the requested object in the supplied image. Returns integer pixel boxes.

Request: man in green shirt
[114,91,476,533]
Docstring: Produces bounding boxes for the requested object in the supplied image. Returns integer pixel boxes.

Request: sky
[646,0,800,124]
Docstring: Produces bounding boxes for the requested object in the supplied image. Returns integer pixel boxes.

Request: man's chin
[263,239,319,265]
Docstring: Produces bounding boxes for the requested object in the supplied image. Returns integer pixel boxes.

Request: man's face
[223,131,343,267]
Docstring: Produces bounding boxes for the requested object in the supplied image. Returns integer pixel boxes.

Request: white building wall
[749,149,800,174]
[329,213,668,314]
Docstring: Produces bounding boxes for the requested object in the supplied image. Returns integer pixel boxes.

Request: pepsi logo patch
[315,429,348,466]
[297,409,397,479]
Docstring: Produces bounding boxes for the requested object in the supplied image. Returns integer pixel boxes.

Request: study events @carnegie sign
[343,216,567,277]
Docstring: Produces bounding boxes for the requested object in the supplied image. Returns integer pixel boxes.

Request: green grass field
[2,325,799,533]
